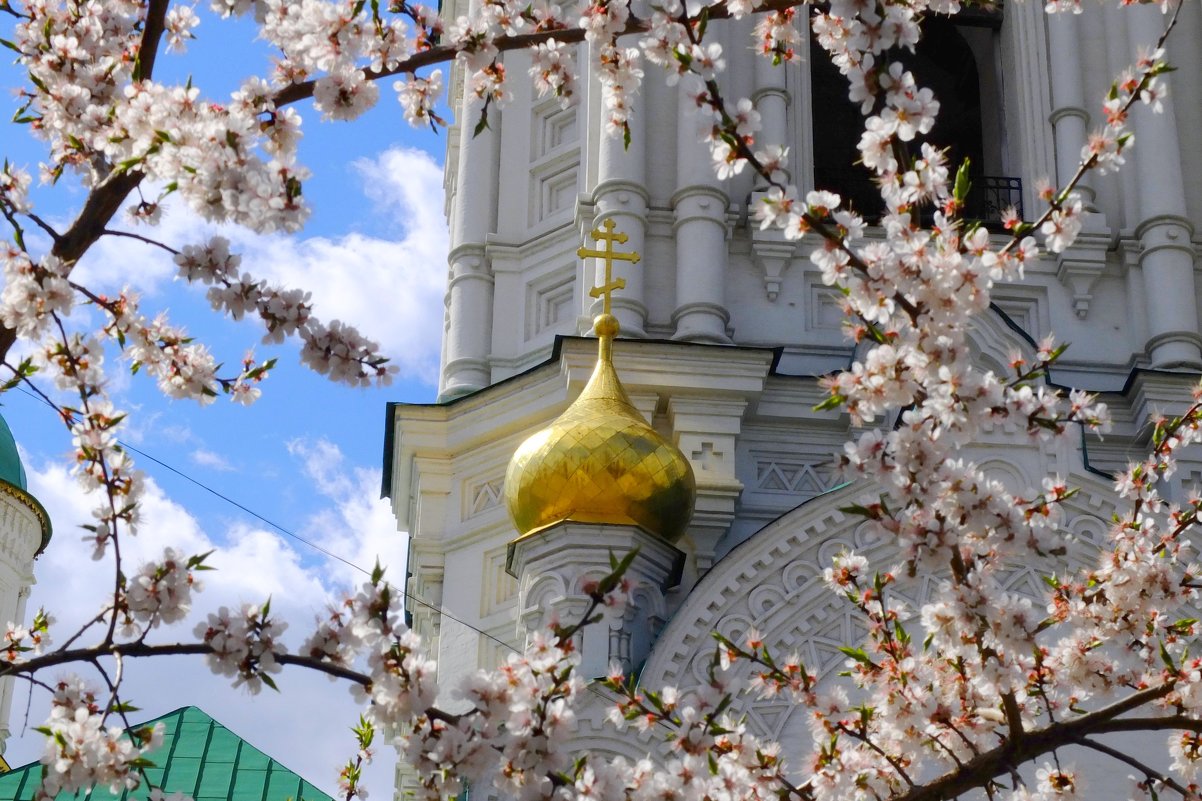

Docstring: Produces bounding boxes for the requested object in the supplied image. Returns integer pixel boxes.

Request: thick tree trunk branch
[133,0,170,82]
[892,684,1175,801]
[0,0,173,365]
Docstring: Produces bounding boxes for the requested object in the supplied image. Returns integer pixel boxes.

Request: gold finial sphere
[594,313,620,338]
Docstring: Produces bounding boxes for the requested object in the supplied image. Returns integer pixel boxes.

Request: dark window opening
[810,17,1021,225]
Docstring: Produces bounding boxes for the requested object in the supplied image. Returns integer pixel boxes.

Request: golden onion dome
[504,313,696,543]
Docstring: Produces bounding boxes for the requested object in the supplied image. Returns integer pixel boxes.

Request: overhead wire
[10,385,524,657]
[10,385,702,734]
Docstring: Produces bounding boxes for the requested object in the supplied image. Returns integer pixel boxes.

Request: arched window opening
[810,16,1019,225]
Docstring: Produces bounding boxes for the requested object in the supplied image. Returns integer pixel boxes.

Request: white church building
[382,2,1202,796]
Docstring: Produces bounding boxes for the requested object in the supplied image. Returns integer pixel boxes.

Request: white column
[753,56,790,184]
[672,88,732,343]
[591,78,649,336]
[1126,7,1202,368]
[1046,14,1097,208]
[751,55,797,301]
[441,89,499,400]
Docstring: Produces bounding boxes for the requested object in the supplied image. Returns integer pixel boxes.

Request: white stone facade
[385,4,1202,797]
[0,481,47,754]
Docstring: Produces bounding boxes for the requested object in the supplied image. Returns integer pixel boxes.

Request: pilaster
[667,397,748,571]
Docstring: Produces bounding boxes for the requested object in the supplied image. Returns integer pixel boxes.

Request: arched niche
[810,15,1010,222]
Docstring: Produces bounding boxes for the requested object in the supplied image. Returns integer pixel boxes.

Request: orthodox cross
[578,219,640,315]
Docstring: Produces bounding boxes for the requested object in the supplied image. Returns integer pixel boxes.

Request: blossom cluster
[13,4,307,233]
[597,661,789,801]
[1,609,52,664]
[118,548,208,636]
[0,250,73,340]
[194,602,288,693]
[174,238,397,387]
[297,568,648,801]
[36,678,163,801]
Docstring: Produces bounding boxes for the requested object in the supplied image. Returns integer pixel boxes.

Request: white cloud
[190,447,234,472]
[74,146,450,386]
[285,437,408,591]
[6,442,408,799]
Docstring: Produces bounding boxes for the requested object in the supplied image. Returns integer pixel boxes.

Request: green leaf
[838,646,879,669]
[813,394,844,413]
[473,107,491,137]
[839,503,880,519]
[1159,639,1177,672]
[953,158,972,203]
[186,550,216,570]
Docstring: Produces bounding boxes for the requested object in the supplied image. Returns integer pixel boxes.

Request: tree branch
[268,0,807,108]
[1092,716,1202,735]
[0,641,373,687]
[1076,737,1198,800]
[132,0,171,82]
[891,684,1175,801]
[101,228,179,255]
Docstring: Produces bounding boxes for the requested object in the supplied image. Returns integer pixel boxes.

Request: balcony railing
[812,168,1024,228]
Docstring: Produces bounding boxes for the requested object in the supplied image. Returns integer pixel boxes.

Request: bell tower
[0,414,51,754]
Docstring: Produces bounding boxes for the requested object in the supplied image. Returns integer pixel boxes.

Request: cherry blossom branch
[100,229,177,254]
[884,684,1176,801]
[0,641,372,686]
[1079,737,1198,799]
[266,0,814,108]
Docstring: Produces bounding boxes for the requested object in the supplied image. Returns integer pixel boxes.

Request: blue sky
[1,8,450,796]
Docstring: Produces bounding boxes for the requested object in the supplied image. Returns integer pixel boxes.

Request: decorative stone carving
[1055,231,1109,319]
[749,192,797,301]
[465,475,505,519]
[641,473,1123,737]
[751,238,796,302]
[754,458,834,497]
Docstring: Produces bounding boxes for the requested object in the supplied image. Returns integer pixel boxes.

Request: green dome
[0,411,50,556]
[0,414,26,491]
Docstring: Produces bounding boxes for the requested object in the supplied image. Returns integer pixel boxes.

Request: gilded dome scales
[504,221,697,543]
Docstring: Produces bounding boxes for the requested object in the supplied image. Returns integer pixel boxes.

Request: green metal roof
[0,707,333,801]
[0,415,26,491]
